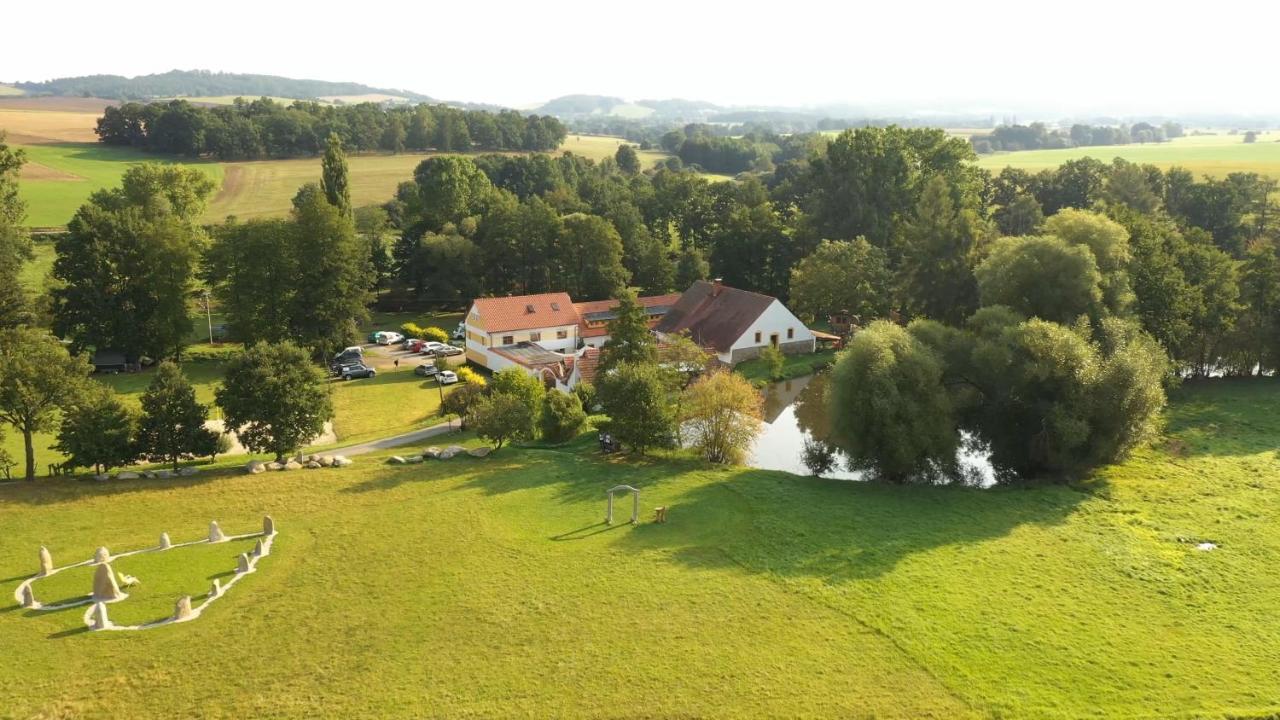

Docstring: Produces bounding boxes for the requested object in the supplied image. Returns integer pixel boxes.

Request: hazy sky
[4,1,1278,116]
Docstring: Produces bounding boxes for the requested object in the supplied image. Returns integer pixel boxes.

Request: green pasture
[976,132,1280,178]
[2,379,1279,717]
[10,134,678,228]
[13,143,223,227]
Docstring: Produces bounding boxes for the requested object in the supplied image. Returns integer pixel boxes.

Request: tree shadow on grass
[454,446,715,506]
[0,472,220,508]
[611,467,1095,582]
[550,522,626,541]
[1162,377,1280,459]
[339,455,530,494]
[47,625,91,640]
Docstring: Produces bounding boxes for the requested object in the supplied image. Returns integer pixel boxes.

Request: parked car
[406,339,426,353]
[433,344,463,357]
[330,357,364,376]
[414,363,440,377]
[419,341,447,355]
[437,370,459,385]
[331,347,362,367]
[340,364,377,380]
[452,323,466,341]
[377,332,404,346]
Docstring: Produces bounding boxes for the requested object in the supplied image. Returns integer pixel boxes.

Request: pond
[748,373,997,487]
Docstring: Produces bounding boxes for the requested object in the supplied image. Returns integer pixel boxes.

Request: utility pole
[203,290,214,345]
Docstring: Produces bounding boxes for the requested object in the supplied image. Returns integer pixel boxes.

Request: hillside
[8,69,436,104]
[537,94,724,120]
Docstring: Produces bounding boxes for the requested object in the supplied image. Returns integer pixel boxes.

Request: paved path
[327,421,460,457]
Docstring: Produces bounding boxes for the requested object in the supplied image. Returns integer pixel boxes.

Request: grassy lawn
[11,143,223,227]
[736,348,838,385]
[1,379,1278,717]
[18,239,55,292]
[975,132,1280,179]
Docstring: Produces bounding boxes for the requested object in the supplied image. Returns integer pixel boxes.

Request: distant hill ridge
[535,94,724,120]
[8,69,438,104]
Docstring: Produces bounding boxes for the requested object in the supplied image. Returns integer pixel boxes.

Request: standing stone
[93,547,110,564]
[90,602,110,630]
[172,595,194,621]
[263,515,276,537]
[210,578,222,598]
[38,546,53,576]
[93,563,123,602]
[159,532,172,550]
[20,584,39,609]
[253,538,267,557]
[236,553,252,574]
[209,521,226,543]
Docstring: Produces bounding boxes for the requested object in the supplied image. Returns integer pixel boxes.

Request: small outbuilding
[90,349,129,374]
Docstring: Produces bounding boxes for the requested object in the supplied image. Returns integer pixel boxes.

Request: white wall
[727,300,815,361]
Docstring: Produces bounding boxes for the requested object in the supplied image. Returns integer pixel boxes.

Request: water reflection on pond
[748,373,996,487]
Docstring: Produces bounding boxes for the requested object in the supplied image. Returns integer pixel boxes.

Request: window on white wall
[754,332,761,343]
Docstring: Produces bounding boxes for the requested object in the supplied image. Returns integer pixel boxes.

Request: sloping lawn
[2,379,1279,717]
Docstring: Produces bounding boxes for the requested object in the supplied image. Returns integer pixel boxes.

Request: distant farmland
[975,133,1280,178]
[1,100,676,227]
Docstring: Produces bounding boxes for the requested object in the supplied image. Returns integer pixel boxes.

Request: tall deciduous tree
[56,383,139,475]
[289,184,374,354]
[975,236,1104,324]
[897,176,988,324]
[488,366,547,420]
[216,343,333,462]
[556,213,629,300]
[827,321,957,483]
[0,328,92,480]
[615,144,641,175]
[1045,208,1134,315]
[135,361,219,471]
[600,288,657,375]
[320,132,353,219]
[52,164,215,360]
[204,219,299,344]
[803,126,982,247]
[788,238,891,324]
[470,393,535,450]
[598,361,675,455]
[680,371,763,464]
[413,156,493,230]
[0,133,32,329]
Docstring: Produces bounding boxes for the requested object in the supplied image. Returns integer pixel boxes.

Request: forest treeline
[94,98,567,159]
[14,69,433,103]
[970,121,1186,153]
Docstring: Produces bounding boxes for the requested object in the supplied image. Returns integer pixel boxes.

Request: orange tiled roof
[576,347,602,385]
[469,293,575,333]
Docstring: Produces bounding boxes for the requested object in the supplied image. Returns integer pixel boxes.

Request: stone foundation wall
[730,339,816,364]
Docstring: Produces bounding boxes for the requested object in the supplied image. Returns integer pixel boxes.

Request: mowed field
[976,132,1280,177]
[2,379,1279,718]
[0,99,675,226]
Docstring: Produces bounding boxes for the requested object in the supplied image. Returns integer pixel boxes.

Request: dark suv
[339,364,377,380]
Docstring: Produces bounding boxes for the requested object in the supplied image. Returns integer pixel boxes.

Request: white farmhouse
[654,280,815,365]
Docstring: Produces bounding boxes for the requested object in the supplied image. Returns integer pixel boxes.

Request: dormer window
[525,304,535,314]
[551,302,560,311]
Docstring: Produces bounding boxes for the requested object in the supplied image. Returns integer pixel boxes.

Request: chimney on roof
[525,304,535,314]
[712,278,723,296]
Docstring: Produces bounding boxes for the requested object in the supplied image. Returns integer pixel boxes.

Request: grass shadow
[47,625,91,640]
[1163,377,1280,459]
[0,471,222,507]
[550,522,625,541]
[611,466,1095,581]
